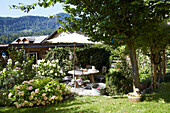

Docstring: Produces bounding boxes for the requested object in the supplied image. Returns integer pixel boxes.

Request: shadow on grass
[111,96,127,99]
[0,97,97,113]
[144,82,170,103]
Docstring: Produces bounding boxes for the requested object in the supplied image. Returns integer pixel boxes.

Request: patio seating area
[62,66,106,96]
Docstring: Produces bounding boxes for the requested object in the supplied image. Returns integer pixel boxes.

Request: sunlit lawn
[0,82,170,113]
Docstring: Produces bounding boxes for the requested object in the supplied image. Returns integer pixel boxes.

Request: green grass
[0,82,170,113]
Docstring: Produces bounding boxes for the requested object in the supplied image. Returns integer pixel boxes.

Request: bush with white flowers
[0,58,35,89]
[9,77,71,108]
[35,59,64,79]
[44,47,73,75]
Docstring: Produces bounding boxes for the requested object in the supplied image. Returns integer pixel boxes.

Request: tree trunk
[127,40,141,92]
[162,49,166,77]
[158,56,162,87]
[153,47,158,89]
[150,48,153,90]
[153,62,157,89]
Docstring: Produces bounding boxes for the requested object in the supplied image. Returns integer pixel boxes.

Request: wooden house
[0,27,91,59]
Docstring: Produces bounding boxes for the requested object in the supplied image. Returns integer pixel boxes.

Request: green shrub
[76,47,110,70]
[0,89,11,106]
[9,77,70,108]
[164,73,170,82]
[106,60,133,95]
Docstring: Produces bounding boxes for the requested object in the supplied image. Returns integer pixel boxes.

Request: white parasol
[47,32,100,44]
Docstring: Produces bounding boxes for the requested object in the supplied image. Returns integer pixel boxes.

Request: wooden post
[73,42,76,88]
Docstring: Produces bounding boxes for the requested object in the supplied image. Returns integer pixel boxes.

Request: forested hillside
[0,13,69,44]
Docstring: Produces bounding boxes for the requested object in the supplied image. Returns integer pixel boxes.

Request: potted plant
[91,83,106,96]
[128,88,143,102]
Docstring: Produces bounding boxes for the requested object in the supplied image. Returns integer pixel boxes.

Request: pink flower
[23,81,28,84]
[35,89,39,93]
[16,67,21,70]
[29,80,33,83]
[97,87,101,89]
[42,93,46,97]
[51,96,56,100]
[28,86,33,90]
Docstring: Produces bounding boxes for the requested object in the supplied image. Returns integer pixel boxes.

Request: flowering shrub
[0,58,35,89]
[35,59,64,79]
[9,77,70,108]
[0,48,35,106]
[45,47,72,74]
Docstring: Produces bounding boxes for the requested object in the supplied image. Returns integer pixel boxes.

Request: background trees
[136,21,170,89]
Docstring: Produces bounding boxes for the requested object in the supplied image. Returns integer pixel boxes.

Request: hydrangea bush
[45,47,73,74]
[35,59,64,79]
[0,58,35,89]
[9,77,70,108]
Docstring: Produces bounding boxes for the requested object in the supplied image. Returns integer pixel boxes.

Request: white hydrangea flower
[55,73,57,76]
[37,59,44,64]
[56,59,59,63]
[15,61,19,65]
[3,68,6,73]
[7,59,12,65]
[44,63,47,66]
[47,60,50,65]
[52,64,56,67]
[8,58,12,62]
[38,71,41,74]
[52,60,55,63]
[50,70,54,74]
[8,93,13,98]
[57,66,60,69]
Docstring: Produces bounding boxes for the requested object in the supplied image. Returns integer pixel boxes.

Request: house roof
[46,26,63,40]
[11,35,48,44]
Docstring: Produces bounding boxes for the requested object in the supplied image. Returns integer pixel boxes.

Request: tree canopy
[12,0,169,45]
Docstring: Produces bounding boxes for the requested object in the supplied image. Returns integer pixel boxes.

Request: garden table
[68,69,99,88]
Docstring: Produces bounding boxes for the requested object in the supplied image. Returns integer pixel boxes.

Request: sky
[0,0,65,17]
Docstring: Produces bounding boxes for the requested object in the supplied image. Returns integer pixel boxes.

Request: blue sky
[0,0,65,17]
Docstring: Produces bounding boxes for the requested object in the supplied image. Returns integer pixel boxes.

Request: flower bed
[8,77,71,108]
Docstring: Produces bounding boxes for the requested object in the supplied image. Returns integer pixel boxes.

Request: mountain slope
[0,13,69,44]
[0,13,69,36]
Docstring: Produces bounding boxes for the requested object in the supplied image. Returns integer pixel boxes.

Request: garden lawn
[0,82,170,113]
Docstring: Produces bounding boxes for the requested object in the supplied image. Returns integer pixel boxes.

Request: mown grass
[0,82,170,113]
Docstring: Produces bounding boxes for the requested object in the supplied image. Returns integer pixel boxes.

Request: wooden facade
[0,27,87,60]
